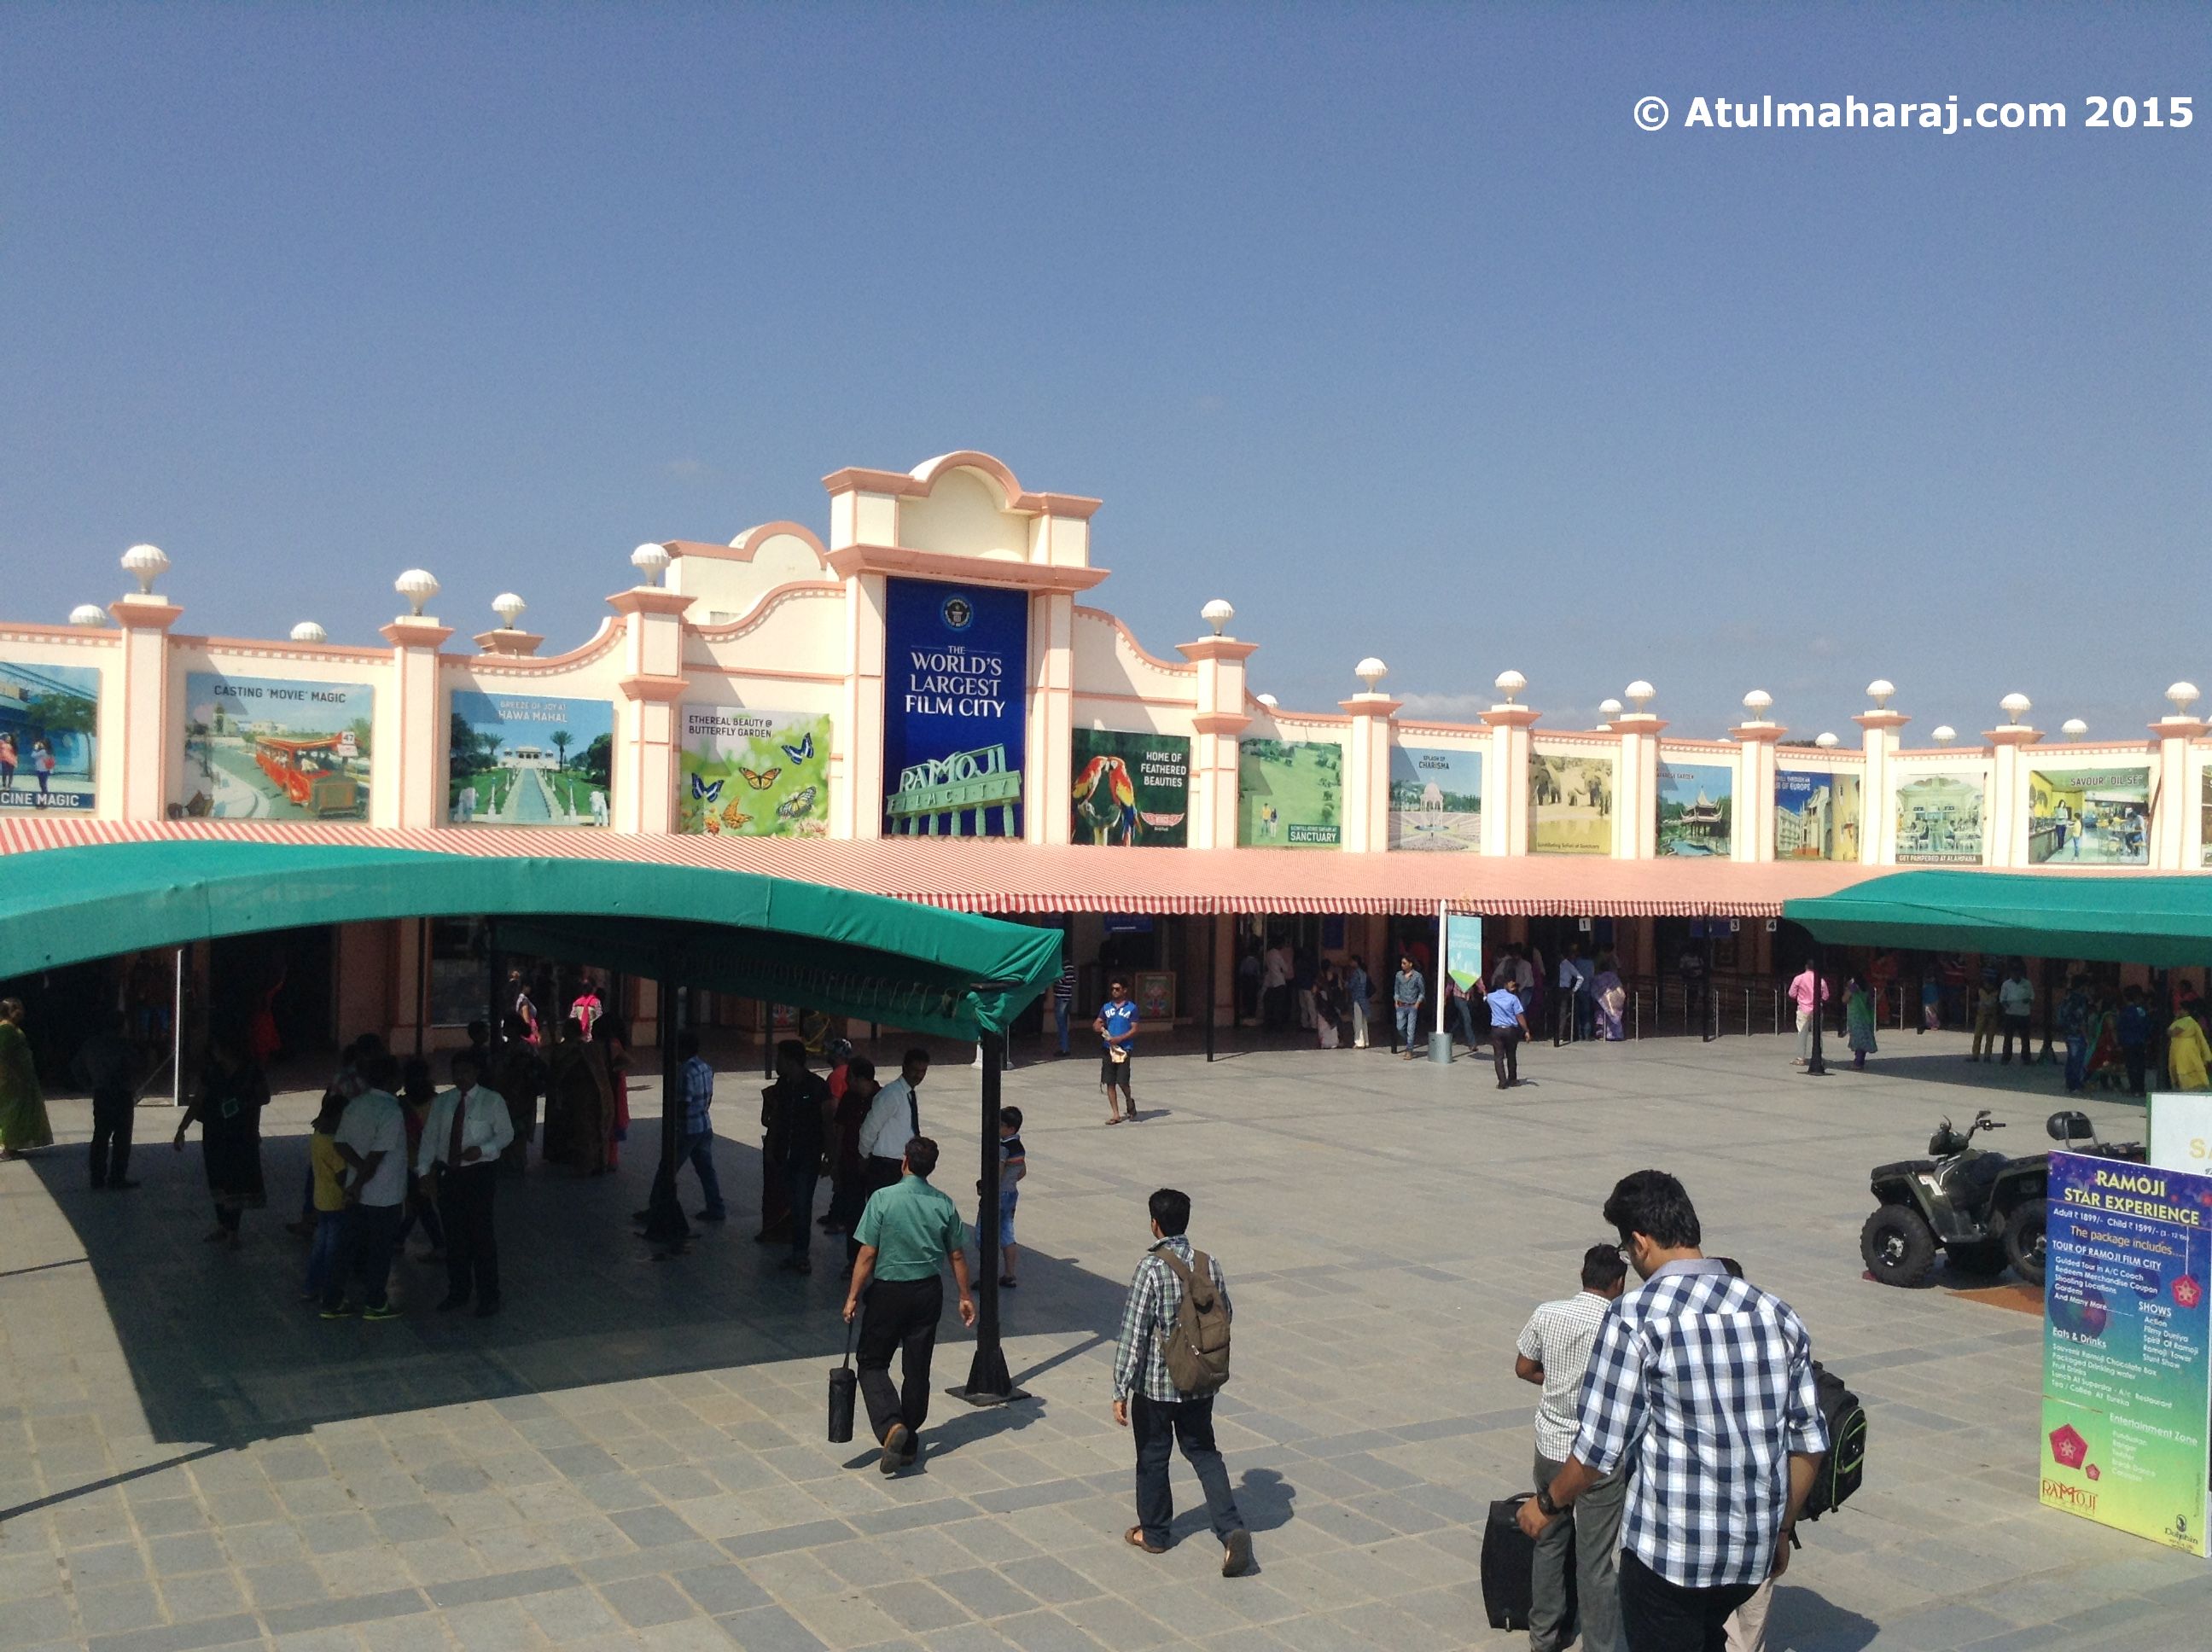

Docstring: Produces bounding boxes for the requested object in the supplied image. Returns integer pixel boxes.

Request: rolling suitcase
[1481,1494,1576,1636]
[827,1321,858,1444]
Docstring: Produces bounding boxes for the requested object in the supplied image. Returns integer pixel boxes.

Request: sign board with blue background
[881,579,1027,837]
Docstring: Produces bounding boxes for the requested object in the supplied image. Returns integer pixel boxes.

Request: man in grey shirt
[1513,1243,1630,1652]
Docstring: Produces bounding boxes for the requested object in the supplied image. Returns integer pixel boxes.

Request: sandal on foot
[1124,1526,1165,1554]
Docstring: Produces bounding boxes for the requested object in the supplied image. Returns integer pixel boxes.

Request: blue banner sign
[882,579,1027,837]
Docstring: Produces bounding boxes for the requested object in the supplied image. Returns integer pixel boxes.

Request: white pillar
[1982,725,2042,868]
[1730,723,1784,862]
[607,585,694,835]
[2152,717,2205,870]
[1178,635,1259,849]
[1481,705,1539,855]
[1337,694,1400,853]
[1613,714,1667,859]
[1854,710,1910,864]
[379,616,454,829]
[109,594,183,820]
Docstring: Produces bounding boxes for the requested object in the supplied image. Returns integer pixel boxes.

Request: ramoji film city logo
[940,596,975,631]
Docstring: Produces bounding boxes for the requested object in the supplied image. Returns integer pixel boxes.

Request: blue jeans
[1055,999,1071,1054]
[2065,1035,2088,1092]
[304,1210,345,1295]
[1395,1003,1420,1049]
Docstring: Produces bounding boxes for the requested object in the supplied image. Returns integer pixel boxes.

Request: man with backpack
[1110,1188,1252,1575]
[1517,1171,1829,1652]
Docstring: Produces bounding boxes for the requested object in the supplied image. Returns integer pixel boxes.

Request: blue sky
[3,3,2205,742]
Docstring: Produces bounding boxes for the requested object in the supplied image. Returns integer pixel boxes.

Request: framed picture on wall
[1134,970,1175,1021]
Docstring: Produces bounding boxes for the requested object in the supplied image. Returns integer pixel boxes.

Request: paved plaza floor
[3,1028,2209,1650]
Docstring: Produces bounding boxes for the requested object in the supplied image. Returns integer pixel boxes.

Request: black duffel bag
[828,1319,858,1443]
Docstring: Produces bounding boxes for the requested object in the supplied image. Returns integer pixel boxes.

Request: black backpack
[1800,1362,1866,1520]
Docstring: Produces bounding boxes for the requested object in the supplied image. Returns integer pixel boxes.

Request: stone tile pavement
[2,1028,2208,1649]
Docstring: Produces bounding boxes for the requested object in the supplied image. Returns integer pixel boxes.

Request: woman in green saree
[0,998,56,1157]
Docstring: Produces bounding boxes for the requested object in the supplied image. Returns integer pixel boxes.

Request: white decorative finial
[1598,698,1623,720]
[121,543,169,596]
[1255,692,1279,708]
[394,568,440,618]
[1624,680,1656,713]
[1741,689,1773,721]
[1493,669,1528,705]
[290,621,326,644]
[1202,598,1235,637]
[2000,692,2030,726]
[1354,657,1388,692]
[1813,732,1839,749]
[2061,718,2087,742]
[1866,679,1895,709]
[630,543,672,587]
[2167,682,2200,714]
[1932,725,1958,745]
[70,603,109,627]
[492,592,527,630]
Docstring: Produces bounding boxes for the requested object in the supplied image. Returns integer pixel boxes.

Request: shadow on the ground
[1767,1583,1878,1650]
[26,1118,1132,1452]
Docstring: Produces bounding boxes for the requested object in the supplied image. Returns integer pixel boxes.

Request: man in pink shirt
[1789,965,1830,1067]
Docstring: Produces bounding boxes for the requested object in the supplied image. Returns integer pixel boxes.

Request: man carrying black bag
[841,1137,975,1475]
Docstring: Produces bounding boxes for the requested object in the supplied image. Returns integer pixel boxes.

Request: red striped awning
[0,818,1882,917]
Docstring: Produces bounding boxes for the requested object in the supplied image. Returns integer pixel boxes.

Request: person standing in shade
[0,998,55,1160]
[1518,1171,1828,1652]
[1968,968,2001,1062]
[322,1054,410,1321]
[1393,956,1425,1059]
[1486,976,1531,1088]
[825,1055,879,1236]
[1514,1243,1631,1652]
[853,1050,928,1259]
[492,1013,544,1173]
[2116,986,2153,1098]
[1998,963,2035,1063]
[639,1029,728,1230]
[1345,955,1372,1049]
[1844,975,1878,1070]
[1053,959,1078,1056]
[171,1025,267,1246]
[978,1105,1026,1288]
[74,1013,141,1190]
[1097,977,1138,1123]
[842,1136,975,1474]
[416,1050,515,1317]
[1111,1187,1253,1576]
[765,1040,831,1273]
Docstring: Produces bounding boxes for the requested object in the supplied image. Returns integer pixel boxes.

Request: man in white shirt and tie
[417,1050,515,1317]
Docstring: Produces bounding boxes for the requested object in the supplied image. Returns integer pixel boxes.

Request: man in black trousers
[841,1137,975,1474]
[416,1050,515,1317]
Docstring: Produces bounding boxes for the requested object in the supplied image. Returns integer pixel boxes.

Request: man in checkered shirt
[1111,1188,1253,1575]
[1518,1171,1828,1652]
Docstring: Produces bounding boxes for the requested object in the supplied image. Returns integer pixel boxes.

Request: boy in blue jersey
[1097,978,1139,1125]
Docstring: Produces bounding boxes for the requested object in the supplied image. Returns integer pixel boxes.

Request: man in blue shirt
[1486,981,1531,1088]
[1097,978,1138,1124]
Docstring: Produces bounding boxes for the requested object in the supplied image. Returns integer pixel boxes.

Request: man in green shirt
[842,1136,976,1473]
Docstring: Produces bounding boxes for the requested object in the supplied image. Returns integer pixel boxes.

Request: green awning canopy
[0,841,1061,1038]
[1784,870,2212,968]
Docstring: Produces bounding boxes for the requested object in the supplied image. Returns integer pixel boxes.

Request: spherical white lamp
[1354,657,1388,692]
[1493,669,1528,705]
[1624,680,1656,713]
[1742,689,1774,723]
[121,543,169,596]
[2167,682,2200,715]
[2061,718,2087,742]
[2000,692,2031,726]
[1932,725,1958,746]
[1814,732,1840,749]
[290,621,326,644]
[1598,698,1623,721]
[492,592,527,630]
[1866,679,1895,709]
[630,543,672,587]
[1201,598,1235,637]
[1255,692,1279,708]
[394,568,440,618]
[69,603,109,627]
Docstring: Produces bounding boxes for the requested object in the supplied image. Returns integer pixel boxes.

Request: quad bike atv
[1860,1108,2144,1289]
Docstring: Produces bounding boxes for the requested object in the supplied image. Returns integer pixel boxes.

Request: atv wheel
[2004,1199,2049,1288]
[1860,1205,1939,1288]
[1945,1239,2007,1277]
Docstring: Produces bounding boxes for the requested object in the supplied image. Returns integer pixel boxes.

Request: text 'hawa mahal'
[4,450,2207,1048]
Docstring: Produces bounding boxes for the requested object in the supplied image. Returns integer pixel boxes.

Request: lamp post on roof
[394,568,440,619]
[1866,679,1895,710]
[70,604,109,627]
[1598,697,1622,730]
[492,592,527,630]
[1354,657,1387,693]
[2061,718,2087,742]
[1932,725,1957,746]
[1814,732,1839,749]
[1625,680,1656,713]
[1741,689,1774,725]
[1202,598,1235,637]
[1493,669,1527,707]
[290,621,326,644]
[630,543,672,588]
[2000,692,2031,727]
[1255,693,1278,708]
[121,544,169,596]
